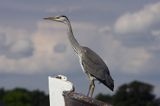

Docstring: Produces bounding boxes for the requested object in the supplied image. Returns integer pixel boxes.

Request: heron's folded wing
[82,47,110,80]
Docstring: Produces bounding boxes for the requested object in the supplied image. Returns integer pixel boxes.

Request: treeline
[0,81,160,106]
[96,81,160,106]
[0,88,49,106]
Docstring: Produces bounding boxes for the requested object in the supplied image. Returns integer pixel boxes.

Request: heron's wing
[81,47,114,91]
[81,47,110,80]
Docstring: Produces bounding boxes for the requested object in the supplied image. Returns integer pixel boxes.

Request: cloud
[0,27,34,59]
[114,2,160,33]
[120,48,151,73]
[96,32,152,74]
[7,40,33,59]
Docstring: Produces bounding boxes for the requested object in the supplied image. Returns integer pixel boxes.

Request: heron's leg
[87,74,95,97]
[90,80,95,97]
[87,74,93,97]
[87,80,92,97]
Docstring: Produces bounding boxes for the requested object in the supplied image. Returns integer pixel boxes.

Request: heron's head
[44,15,69,23]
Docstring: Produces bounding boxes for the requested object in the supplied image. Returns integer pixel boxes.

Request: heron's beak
[43,17,56,21]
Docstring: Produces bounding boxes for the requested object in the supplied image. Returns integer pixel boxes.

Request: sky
[0,0,160,97]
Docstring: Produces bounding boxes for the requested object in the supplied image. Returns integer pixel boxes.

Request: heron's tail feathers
[104,74,114,91]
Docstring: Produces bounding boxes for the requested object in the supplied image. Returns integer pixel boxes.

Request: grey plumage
[81,47,114,91]
[44,15,114,97]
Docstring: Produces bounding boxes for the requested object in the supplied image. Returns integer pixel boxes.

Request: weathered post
[63,91,110,106]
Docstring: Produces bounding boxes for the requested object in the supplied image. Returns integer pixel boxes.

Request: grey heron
[44,15,114,97]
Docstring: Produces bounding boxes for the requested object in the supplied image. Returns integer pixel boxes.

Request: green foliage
[2,88,31,106]
[0,88,49,106]
[113,81,156,106]
[96,81,159,106]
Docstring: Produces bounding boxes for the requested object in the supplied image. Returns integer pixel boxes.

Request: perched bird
[44,15,114,97]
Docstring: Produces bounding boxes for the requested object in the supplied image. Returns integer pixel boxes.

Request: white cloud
[0,27,34,59]
[10,40,32,53]
[98,33,152,74]
[120,48,151,73]
[0,26,67,73]
[115,2,160,33]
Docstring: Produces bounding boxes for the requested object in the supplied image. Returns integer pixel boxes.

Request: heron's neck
[66,20,82,54]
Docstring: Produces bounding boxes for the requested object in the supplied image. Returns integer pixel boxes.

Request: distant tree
[113,81,156,106]
[2,88,31,106]
[0,88,5,100]
[95,93,112,104]
[0,88,49,106]
[31,90,49,106]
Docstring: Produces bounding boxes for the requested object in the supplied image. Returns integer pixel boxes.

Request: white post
[48,75,74,106]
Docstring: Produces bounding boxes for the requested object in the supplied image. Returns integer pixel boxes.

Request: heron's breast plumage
[79,55,86,73]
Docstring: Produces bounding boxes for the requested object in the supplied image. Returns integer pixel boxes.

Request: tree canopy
[0,88,49,106]
[96,80,159,106]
